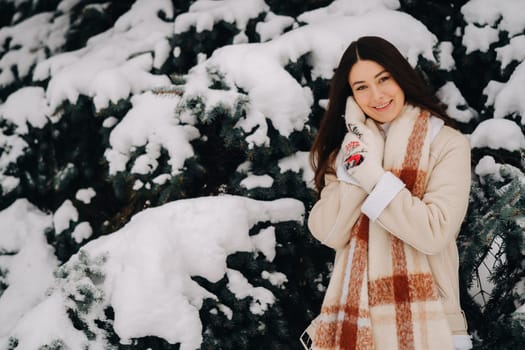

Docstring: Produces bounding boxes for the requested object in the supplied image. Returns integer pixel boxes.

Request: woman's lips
[374,100,392,111]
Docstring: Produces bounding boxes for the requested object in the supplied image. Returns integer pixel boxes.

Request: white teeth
[375,101,391,109]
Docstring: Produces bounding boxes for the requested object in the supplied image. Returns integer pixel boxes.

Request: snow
[513,280,525,311]
[461,0,525,62]
[468,235,506,307]
[174,0,269,34]
[461,0,525,36]
[0,87,50,133]
[474,156,505,182]
[53,200,78,234]
[1,0,524,348]
[153,174,171,185]
[297,0,400,22]
[184,9,437,146]
[495,35,525,69]
[470,118,525,151]
[57,0,83,12]
[210,303,233,320]
[71,222,93,244]
[0,200,57,339]
[226,268,274,315]
[186,46,314,141]
[462,23,500,54]
[484,62,525,120]
[154,38,172,69]
[34,0,174,111]
[0,132,28,193]
[89,53,171,111]
[75,188,96,204]
[102,116,119,128]
[278,151,314,189]
[261,270,288,288]
[133,179,144,190]
[251,226,277,261]
[240,174,274,189]
[256,12,295,42]
[4,292,89,350]
[10,195,302,349]
[0,176,20,194]
[474,155,524,186]
[0,12,68,86]
[436,82,477,123]
[104,91,200,176]
[436,41,455,71]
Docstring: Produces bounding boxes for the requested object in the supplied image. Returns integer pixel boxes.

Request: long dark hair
[310,36,453,192]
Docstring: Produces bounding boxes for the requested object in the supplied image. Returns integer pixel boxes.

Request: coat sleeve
[373,130,471,255]
[307,173,368,249]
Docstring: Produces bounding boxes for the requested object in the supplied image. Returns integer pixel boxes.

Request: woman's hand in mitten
[341,97,385,193]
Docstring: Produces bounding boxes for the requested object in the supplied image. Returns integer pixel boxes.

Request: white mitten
[340,97,385,193]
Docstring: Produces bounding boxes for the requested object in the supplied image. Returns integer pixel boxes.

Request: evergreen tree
[0,1,524,349]
[459,159,525,349]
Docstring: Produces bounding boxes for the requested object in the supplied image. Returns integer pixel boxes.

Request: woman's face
[348,60,405,123]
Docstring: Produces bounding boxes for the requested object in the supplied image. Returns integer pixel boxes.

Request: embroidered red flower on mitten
[340,97,385,193]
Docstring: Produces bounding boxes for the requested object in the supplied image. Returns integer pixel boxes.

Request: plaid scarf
[305,106,453,350]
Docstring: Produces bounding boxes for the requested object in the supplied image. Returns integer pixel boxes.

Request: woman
[302,36,472,350]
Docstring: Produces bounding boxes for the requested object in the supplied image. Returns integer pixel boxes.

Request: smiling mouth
[374,100,392,110]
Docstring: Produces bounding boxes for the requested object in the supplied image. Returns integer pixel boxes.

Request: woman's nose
[370,84,384,100]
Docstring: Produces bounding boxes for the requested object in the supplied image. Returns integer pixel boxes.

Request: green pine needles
[459,162,525,349]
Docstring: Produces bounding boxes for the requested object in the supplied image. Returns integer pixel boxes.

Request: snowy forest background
[0,0,523,349]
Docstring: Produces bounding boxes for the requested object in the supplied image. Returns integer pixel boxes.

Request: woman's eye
[379,75,390,83]
[355,85,366,91]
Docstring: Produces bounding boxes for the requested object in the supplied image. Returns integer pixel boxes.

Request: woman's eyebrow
[350,70,388,87]
[374,70,388,78]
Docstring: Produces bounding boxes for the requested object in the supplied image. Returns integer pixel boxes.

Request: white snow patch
[0,87,49,133]
[484,62,525,120]
[261,270,288,288]
[174,0,269,34]
[470,118,525,151]
[104,91,199,176]
[0,199,56,338]
[226,268,274,315]
[240,174,274,189]
[436,82,477,123]
[251,226,276,261]
[53,200,79,234]
[75,188,96,204]
[278,151,314,188]
[12,196,303,349]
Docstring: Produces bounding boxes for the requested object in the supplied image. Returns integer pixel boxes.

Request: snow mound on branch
[0,199,56,338]
[104,91,200,176]
[0,87,52,194]
[184,9,437,145]
[0,87,50,133]
[34,0,174,112]
[174,0,269,34]
[0,12,68,86]
[461,0,525,54]
[496,35,525,69]
[484,62,525,121]
[436,82,477,123]
[4,195,303,350]
[461,0,525,37]
[298,0,400,22]
[470,118,525,151]
[278,151,315,189]
[256,12,296,42]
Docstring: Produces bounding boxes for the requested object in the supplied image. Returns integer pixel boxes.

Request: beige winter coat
[308,124,471,335]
